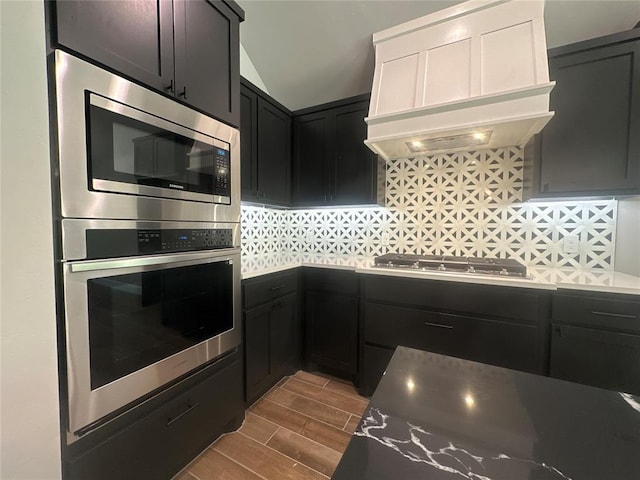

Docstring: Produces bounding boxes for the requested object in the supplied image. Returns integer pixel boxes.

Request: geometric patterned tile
[242,147,617,270]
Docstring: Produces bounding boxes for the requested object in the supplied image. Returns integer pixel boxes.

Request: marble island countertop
[241,254,640,295]
[332,346,640,480]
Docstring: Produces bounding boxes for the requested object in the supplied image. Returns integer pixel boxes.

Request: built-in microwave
[53,50,239,223]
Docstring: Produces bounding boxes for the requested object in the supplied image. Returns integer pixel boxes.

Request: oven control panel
[85,228,234,259]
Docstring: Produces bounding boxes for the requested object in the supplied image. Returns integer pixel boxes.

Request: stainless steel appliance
[53,50,239,222]
[53,50,242,438]
[374,254,528,277]
[61,219,241,435]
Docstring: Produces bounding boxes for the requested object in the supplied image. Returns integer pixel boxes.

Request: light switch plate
[381,231,390,246]
[563,235,579,254]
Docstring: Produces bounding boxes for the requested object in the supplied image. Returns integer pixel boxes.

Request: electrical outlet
[563,235,579,254]
[381,231,390,246]
[305,231,314,244]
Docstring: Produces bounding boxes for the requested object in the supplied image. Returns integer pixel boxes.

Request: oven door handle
[69,248,241,273]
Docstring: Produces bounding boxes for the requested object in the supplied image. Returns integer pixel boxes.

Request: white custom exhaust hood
[365,0,555,161]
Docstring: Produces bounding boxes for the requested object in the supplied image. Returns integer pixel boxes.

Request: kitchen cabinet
[524,29,640,198]
[243,270,299,404]
[303,268,359,379]
[293,95,384,206]
[550,291,640,395]
[240,79,293,206]
[360,275,551,394]
[63,350,244,480]
[51,0,243,126]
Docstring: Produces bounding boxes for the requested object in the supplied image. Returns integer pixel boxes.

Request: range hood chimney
[365,0,554,161]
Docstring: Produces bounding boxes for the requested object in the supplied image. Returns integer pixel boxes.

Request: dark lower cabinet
[245,293,298,404]
[524,28,640,198]
[360,275,551,395]
[303,269,359,378]
[549,290,640,395]
[550,324,640,395]
[243,271,299,404]
[63,350,244,480]
[51,0,243,126]
[240,78,292,206]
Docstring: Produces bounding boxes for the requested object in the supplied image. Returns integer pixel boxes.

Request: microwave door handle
[69,248,240,273]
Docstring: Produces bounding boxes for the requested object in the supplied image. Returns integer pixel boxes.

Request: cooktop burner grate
[374,254,528,277]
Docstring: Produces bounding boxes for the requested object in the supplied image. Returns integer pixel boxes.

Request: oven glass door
[65,250,240,434]
[87,93,231,204]
[88,261,232,389]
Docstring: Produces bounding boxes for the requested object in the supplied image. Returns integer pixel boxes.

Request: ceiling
[238,0,640,111]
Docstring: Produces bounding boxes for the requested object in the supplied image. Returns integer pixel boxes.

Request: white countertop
[241,254,640,296]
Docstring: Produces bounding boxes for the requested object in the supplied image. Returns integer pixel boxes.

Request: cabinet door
[240,84,259,202]
[538,38,640,195]
[305,291,358,374]
[550,324,640,395]
[269,293,298,379]
[293,111,329,205]
[332,102,377,204]
[174,0,241,126]
[244,304,272,403]
[53,0,174,93]
[364,302,539,373]
[257,98,292,205]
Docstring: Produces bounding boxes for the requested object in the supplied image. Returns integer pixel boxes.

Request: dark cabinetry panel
[549,291,640,395]
[293,112,328,204]
[240,79,292,206]
[360,275,550,394]
[303,269,359,378]
[365,303,538,372]
[243,271,299,404]
[293,96,382,206]
[52,0,243,126]
[525,29,640,197]
[174,0,240,125]
[64,351,244,480]
[53,0,174,93]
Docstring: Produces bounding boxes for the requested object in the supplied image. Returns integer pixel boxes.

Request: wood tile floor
[174,371,370,480]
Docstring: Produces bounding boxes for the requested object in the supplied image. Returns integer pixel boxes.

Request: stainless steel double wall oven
[53,51,241,436]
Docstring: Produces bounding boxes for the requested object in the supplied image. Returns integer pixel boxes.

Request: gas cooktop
[374,254,528,278]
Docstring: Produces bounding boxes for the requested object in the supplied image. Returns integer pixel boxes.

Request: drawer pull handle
[166,402,199,427]
[270,285,286,292]
[272,300,283,310]
[591,311,637,320]
[424,322,453,329]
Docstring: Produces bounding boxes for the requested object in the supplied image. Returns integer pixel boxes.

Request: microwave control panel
[85,229,234,259]
[214,148,230,198]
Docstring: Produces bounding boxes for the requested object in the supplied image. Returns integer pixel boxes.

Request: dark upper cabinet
[524,29,640,198]
[51,0,243,127]
[240,79,292,206]
[293,95,383,207]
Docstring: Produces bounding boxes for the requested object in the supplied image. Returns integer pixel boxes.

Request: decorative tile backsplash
[242,147,617,270]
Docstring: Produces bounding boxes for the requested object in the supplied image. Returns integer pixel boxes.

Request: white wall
[0,1,62,478]
[615,196,640,277]
[240,43,269,93]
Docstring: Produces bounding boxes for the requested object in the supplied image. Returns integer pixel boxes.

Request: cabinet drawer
[364,302,539,373]
[66,355,243,479]
[550,324,640,395]
[304,268,358,296]
[552,293,640,333]
[364,276,541,323]
[243,270,298,309]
